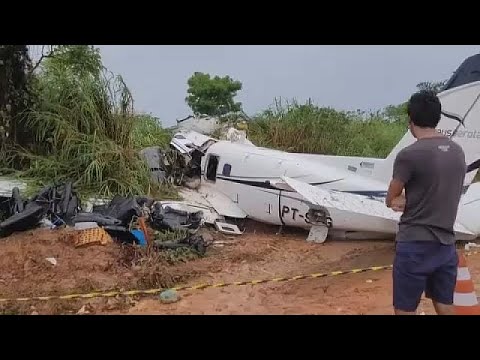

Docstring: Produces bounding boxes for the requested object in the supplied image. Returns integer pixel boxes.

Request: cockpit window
[206,155,219,181]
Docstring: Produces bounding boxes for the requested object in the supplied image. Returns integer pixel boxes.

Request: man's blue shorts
[393,241,458,312]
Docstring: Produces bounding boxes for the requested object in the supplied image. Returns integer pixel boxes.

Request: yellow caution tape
[0,264,393,303]
[1,250,477,303]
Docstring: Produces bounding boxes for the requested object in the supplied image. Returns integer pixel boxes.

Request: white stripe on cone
[457,267,471,281]
[454,292,479,307]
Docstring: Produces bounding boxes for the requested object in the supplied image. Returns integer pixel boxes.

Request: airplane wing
[281,176,476,240]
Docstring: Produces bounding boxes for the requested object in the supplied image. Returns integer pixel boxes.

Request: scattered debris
[40,218,55,229]
[77,305,91,315]
[150,203,203,232]
[140,146,167,184]
[45,257,57,266]
[214,221,243,235]
[72,195,142,228]
[159,289,180,304]
[74,222,98,231]
[0,182,81,238]
[465,242,480,251]
[72,227,114,248]
[174,114,220,135]
[0,127,257,276]
[213,240,238,247]
[70,195,148,246]
[154,233,210,256]
[131,229,147,247]
[225,127,254,146]
[72,213,122,227]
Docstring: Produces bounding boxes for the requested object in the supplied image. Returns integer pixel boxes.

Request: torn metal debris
[0,182,81,237]
[0,178,215,256]
[150,203,203,232]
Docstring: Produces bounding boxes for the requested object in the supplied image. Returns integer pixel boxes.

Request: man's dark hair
[407,90,442,128]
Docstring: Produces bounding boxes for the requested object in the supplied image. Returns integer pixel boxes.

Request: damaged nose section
[139,130,217,188]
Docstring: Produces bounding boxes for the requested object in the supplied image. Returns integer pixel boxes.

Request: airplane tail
[372,53,480,185]
[456,181,480,237]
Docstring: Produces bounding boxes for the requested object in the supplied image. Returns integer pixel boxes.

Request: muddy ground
[0,222,479,315]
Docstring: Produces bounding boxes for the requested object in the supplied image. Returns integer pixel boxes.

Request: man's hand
[390,195,405,212]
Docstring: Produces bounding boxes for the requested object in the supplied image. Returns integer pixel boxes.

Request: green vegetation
[132,114,172,149]
[248,98,407,158]
[0,45,175,199]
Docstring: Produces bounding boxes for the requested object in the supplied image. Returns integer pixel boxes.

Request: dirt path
[0,224,478,315]
[124,232,398,315]
[119,225,480,315]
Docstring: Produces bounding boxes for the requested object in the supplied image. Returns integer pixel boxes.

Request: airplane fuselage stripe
[215,175,343,191]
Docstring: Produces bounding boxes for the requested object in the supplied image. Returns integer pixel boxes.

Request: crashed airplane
[165,53,480,243]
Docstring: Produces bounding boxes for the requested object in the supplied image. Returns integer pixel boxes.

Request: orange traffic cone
[454,252,480,315]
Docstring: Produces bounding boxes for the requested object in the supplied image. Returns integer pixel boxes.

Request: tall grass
[248,98,407,158]
[4,60,176,199]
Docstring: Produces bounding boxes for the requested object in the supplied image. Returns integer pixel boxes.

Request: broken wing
[281,176,475,240]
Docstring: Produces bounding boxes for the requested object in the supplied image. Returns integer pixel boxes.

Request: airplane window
[222,164,232,177]
[206,155,219,181]
[360,162,374,169]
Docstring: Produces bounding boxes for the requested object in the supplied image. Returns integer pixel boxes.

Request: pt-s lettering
[281,205,332,226]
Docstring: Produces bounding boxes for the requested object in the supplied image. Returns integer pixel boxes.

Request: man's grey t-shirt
[393,136,466,245]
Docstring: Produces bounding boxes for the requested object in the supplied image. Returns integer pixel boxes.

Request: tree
[0,45,36,152]
[383,79,448,124]
[42,45,103,79]
[185,72,242,117]
[416,80,446,94]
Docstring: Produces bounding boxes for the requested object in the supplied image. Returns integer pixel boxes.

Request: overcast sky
[97,45,480,127]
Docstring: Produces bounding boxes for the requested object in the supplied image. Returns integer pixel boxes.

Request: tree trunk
[0,45,35,165]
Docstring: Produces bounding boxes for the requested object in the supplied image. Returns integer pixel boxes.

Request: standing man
[386,90,466,315]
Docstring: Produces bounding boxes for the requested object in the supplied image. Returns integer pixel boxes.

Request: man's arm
[386,151,413,209]
[386,179,405,209]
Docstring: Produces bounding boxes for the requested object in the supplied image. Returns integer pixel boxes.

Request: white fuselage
[200,140,393,234]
